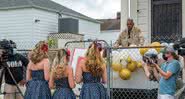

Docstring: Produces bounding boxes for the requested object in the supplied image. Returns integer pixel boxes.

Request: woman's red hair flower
[66,49,70,56]
[41,43,48,52]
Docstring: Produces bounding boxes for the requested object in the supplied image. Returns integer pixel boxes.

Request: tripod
[0,62,24,98]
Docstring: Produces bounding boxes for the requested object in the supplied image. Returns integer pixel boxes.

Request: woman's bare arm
[75,59,84,84]
[102,64,107,83]
[68,66,76,88]
[44,59,50,81]
[49,71,54,89]
[26,62,32,81]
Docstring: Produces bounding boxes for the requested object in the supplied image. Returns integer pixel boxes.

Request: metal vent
[58,18,79,34]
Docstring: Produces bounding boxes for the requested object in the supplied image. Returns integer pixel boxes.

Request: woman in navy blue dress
[75,42,108,99]
[24,41,51,99]
[49,49,76,99]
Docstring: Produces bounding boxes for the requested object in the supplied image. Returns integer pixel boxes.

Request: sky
[51,0,121,19]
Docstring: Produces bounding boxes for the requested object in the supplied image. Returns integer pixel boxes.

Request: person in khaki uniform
[114,19,144,47]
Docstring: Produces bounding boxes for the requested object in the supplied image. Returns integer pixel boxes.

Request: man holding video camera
[143,47,180,99]
[0,39,28,99]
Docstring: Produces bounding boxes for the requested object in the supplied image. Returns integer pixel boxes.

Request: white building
[99,30,120,45]
[121,0,185,44]
[0,0,100,49]
[98,13,121,44]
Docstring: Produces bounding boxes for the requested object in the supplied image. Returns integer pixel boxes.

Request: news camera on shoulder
[0,39,16,63]
[0,39,29,99]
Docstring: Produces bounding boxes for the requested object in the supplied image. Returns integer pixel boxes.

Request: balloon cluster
[112,42,165,80]
[112,52,143,80]
[139,42,161,56]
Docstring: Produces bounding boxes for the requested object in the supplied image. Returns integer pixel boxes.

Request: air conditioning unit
[58,18,79,34]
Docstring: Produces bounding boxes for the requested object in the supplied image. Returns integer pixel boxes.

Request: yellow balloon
[137,61,143,68]
[139,48,148,56]
[119,68,131,80]
[127,62,137,72]
[126,56,132,63]
[150,42,161,53]
[112,63,122,72]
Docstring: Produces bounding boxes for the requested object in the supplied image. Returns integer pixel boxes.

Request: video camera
[143,53,158,81]
[0,39,16,63]
[143,53,158,66]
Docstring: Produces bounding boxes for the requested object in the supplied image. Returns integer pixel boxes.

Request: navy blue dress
[80,72,108,99]
[24,70,51,99]
[52,77,76,99]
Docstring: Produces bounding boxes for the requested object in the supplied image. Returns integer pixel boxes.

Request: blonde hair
[51,49,69,79]
[85,42,104,77]
[30,41,48,64]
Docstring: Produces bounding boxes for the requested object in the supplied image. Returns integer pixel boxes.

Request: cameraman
[0,40,29,99]
[146,47,180,99]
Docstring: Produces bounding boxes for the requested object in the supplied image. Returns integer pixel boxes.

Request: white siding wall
[0,8,33,49]
[32,8,58,45]
[130,0,138,25]
[137,0,151,45]
[0,8,58,49]
[78,19,100,40]
[121,0,129,31]
[98,30,120,45]
[62,15,100,40]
